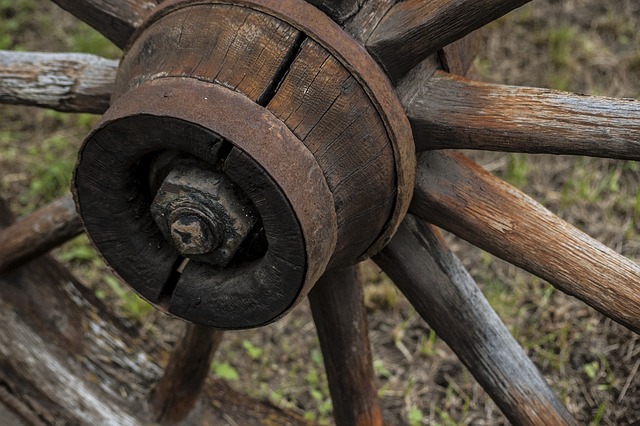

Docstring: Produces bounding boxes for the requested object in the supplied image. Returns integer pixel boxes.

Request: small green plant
[506,153,528,187]
[242,340,264,360]
[211,361,239,381]
[408,406,424,426]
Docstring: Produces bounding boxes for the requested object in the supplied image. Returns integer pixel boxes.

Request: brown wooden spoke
[0,194,83,273]
[374,216,577,426]
[0,51,117,113]
[150,324,224,425]
[366,0,532,83]
[49,0,157,49]
[308,266,382,426]
[411,151,640,334]
[405,70,640,159]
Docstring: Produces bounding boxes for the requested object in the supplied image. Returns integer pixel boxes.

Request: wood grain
[366,0,531,83]
[116,4,301,103]
[50,0,157,48]
[374,216,576,425]
[411,151,640,334]
[309,266,382,426]
[405,71,640,158]
[267,38,396,265]
[0,194,83,273]
[0,51,116,113]
[150,325,224,425]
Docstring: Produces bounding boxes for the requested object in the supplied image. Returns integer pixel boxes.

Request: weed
[211,361,239,381]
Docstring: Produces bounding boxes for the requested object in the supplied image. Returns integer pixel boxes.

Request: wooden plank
[0,194,83,273]
[411,151,640,334]
[0,51,116,113]
[366,0,531,83]
[0,198,310,425]
[50,0,157,49]
[308,266,383,426]
[374,216,576,426]
[150,325,224,424]
[405,71,640,158]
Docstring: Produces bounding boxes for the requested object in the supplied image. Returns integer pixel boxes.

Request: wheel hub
[73,0,414,328]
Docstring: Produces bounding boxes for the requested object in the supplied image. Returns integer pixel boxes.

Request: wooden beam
[0,51,116,114]
[366,0,531,83]
[411,151,640,334]
[308,266,383,426]
[0,194,83,273]
[405,71,640,159]
[374,216,576,425]
[305,0,362,24]
[49,0,157,49]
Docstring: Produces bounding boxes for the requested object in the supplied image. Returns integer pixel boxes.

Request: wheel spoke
[411,151,640,334]
[438,32,481,76]
[308,266,383,426]
[49,0,157,49]
[0,51,116,114]
[150,324,224,425]
[366,0,531,83]
[373,216,576,425]
[0,194,83,273]
[405,71,640,159]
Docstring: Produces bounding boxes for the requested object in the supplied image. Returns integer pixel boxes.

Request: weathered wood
[0,194,83,273]
[49,0,157,49]
[116,4,303,103]
[366,0,531,83]
[342,0,396,43]
[411,151,640,334]
[266,38,395,265]
[305,0,362,24]
[374,216,577,425]
[438,31,481,76]
[0,51,116,113]
[308,266,382,426]
[0,198,309,425]
[150,325,224,425]
[405,71,640,158]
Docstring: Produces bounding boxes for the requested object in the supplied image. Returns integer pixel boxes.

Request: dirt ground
[1,0,639,425]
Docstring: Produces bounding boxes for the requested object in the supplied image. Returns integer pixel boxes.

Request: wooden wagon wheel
[1,0,639,424]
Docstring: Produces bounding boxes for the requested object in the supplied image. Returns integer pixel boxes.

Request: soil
[1,1,639,425]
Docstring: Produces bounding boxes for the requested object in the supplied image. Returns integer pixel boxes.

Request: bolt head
[169,214,219,255]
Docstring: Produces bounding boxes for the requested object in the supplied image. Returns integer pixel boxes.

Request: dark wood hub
[73,0,414,328]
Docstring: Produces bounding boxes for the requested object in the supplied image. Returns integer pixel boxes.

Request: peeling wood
[0,51,116,113]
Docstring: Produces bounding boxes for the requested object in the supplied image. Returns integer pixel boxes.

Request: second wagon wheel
[0,0,639,424]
